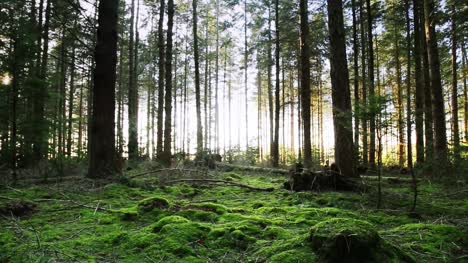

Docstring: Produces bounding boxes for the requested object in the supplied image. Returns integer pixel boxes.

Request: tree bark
[327,0,357,177]
[300,0,312,168]
[193,0,203,155]
[88,0,120,178]
[272,0,280,167]
[156,0,166,159]
[128,0,138,160]
[423,0,448,173]
[413,0,425,164]
[450,3,460,162]
[366,0,375,168]
[162,0,174,165]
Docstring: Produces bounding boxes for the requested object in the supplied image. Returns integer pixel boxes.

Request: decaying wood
[284,163,362,192]
[129,168,208,179]
[164,178,274,191]
[215,162,288,175]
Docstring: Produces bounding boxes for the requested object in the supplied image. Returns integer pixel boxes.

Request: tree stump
[284,163,361,192]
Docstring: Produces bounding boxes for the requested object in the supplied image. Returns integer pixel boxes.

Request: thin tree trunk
[156,0,166,159]
[193,0,203,155]
[162,0,174,164]
[395,28,405,168]
[67,43,76,158]
[244,0,249,151]
[352,0,360,161]
[128,0,138,160]
[422,8,433,164]
[366,0,375,167]
[272,0,280,167]
[413,0,425,164]
[299,0,312,168]
[359,0,368,165]
[450,3,460,162]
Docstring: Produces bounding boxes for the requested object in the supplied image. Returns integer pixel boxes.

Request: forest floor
[0,164,467,262]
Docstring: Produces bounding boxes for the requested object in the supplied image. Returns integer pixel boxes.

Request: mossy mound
[137,196,170,212]
[150,215,190,232]
[383,223,467,259]
[309,218,413,263]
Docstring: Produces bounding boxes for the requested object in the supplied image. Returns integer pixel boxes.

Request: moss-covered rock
[309,218,413,263]
[270,249,316,263]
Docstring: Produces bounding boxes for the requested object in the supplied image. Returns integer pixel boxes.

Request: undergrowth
[0,169,466,262]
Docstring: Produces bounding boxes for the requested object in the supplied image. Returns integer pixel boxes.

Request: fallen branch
[129,168,208,179]
[215,162,288,175]
[164,179,274,192]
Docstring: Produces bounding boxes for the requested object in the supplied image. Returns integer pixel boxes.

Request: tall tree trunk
[204,19,209,150]
[244,0,249,151]
[128,0,138,160]
[366,0,375,167]
[405,0,413,169]
[215,0,220,153]
[463,39,468,142]
[88,0,119,178]
[162,0,174,164]
[67,43,76,158]
[193,0,203,155]
[450,3,460,162]
[327,0,357,177]
[423,0,448,173]
[421,9,433,164]
[300,0,312,168]
[413,0,425,164]
[272,0,280,167]
[395,27,405,168]
[33,0,51,161]
[359,0,368,165]
[78,72,84,158]
[156,0,166,159]
[351,0,360,161]
[267,5,274,161]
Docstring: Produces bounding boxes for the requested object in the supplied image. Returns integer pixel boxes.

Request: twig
[164,179,274,191]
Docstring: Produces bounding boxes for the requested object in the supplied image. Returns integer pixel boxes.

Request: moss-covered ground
[0,169,466,262]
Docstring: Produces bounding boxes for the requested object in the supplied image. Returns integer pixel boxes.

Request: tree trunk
[413,0,425,164]
[395,25,405,168]
[267,5,274,162]
[193,0,203,156]
[33,0,51,161]
[327,0,357,177]
[359,0,368,165]
[128,0,138,160]
[272,0,280,167]
[88,0,120,178]
[366,0,375,167]
[351,0,360,162]
[156,0,166,159]
[300,0,312,168]
[67,43,76,158]
[162,0,174,165]
[244,0,249,151]
[450,3,460,162]
[421,8,433,164]
[423,0,448,173]
[405,0,413,169]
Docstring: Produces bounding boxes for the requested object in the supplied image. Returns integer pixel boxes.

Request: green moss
[270,249,316,263]
[383,223,467,259]
[150,215,190,232]
[309,218,412,263]
[190,202,227,214]
[112,207,139,220]
[177,209,219,222]
[137,196,170,212]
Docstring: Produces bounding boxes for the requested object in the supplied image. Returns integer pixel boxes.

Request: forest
[0,0,467,261]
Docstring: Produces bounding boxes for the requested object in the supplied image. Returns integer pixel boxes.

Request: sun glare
[2,73,11,85]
